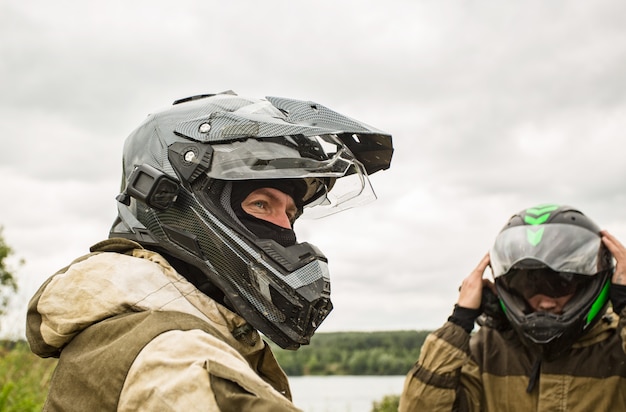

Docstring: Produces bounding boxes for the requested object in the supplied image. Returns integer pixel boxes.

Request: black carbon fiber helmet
[490,204,613,360]
[110,91,393,349]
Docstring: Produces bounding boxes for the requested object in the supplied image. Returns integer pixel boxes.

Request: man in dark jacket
[400,204,626,412]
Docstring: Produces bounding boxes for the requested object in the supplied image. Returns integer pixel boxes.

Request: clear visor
[490,224,604,278]
[206,134,376,218]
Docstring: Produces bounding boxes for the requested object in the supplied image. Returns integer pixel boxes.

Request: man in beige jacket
[399,204,626,411]
[26,91,393,411]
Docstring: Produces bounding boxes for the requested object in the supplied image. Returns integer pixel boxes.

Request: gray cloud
[2,0,626,337]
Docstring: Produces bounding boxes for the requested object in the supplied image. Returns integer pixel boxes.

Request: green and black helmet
[490,204,613,359]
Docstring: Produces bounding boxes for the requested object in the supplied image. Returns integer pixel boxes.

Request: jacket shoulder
[44,311,220,411]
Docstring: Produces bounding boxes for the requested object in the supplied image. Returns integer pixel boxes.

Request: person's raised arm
[399,254,491,412]
[600,230,626,354]
[449,253,493,333]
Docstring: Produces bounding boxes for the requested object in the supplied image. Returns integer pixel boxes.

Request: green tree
[271,330,428,376]
[0,226,20,316]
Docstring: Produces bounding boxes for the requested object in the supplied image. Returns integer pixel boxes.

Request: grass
[0,341,56,411]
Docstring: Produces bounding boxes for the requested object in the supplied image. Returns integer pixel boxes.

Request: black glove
[476,286,511,331]
[610,283,626,315]
[448,305,482,333]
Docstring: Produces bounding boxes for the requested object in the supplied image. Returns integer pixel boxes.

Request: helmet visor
[206,134,376,218]
[499,269,593,300]
[208,134,355,178]
[490,224,607,278]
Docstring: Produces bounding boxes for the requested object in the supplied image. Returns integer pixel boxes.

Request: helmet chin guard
[110,91,393,349]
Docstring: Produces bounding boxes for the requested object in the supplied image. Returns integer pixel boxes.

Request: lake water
[289,375,406,412]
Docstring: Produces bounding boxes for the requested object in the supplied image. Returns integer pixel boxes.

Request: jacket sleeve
[119,329,302,412]
[619,308,626,355]
[399,322,482,412]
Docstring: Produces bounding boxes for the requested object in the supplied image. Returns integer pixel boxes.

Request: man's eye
[253,201,266,209]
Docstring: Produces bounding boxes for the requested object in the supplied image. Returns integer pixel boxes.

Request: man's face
[500,268,590,315]
[240,187,298,229]
[525,293,574,314]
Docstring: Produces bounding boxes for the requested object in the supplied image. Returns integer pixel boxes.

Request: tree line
[269,330,430,376]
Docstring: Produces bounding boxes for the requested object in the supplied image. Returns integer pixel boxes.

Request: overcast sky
[2,0,626,339]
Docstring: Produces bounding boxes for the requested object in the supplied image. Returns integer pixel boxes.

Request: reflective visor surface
[490,224,603,277]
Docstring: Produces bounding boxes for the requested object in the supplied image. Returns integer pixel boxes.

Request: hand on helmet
[600,230,626,286]
[457,253,494,310]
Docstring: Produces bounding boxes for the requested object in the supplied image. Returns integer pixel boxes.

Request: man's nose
[270,211,292,229]
[536,295,558,311]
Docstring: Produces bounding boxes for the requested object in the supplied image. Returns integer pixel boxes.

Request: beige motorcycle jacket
[26,238,301,411]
